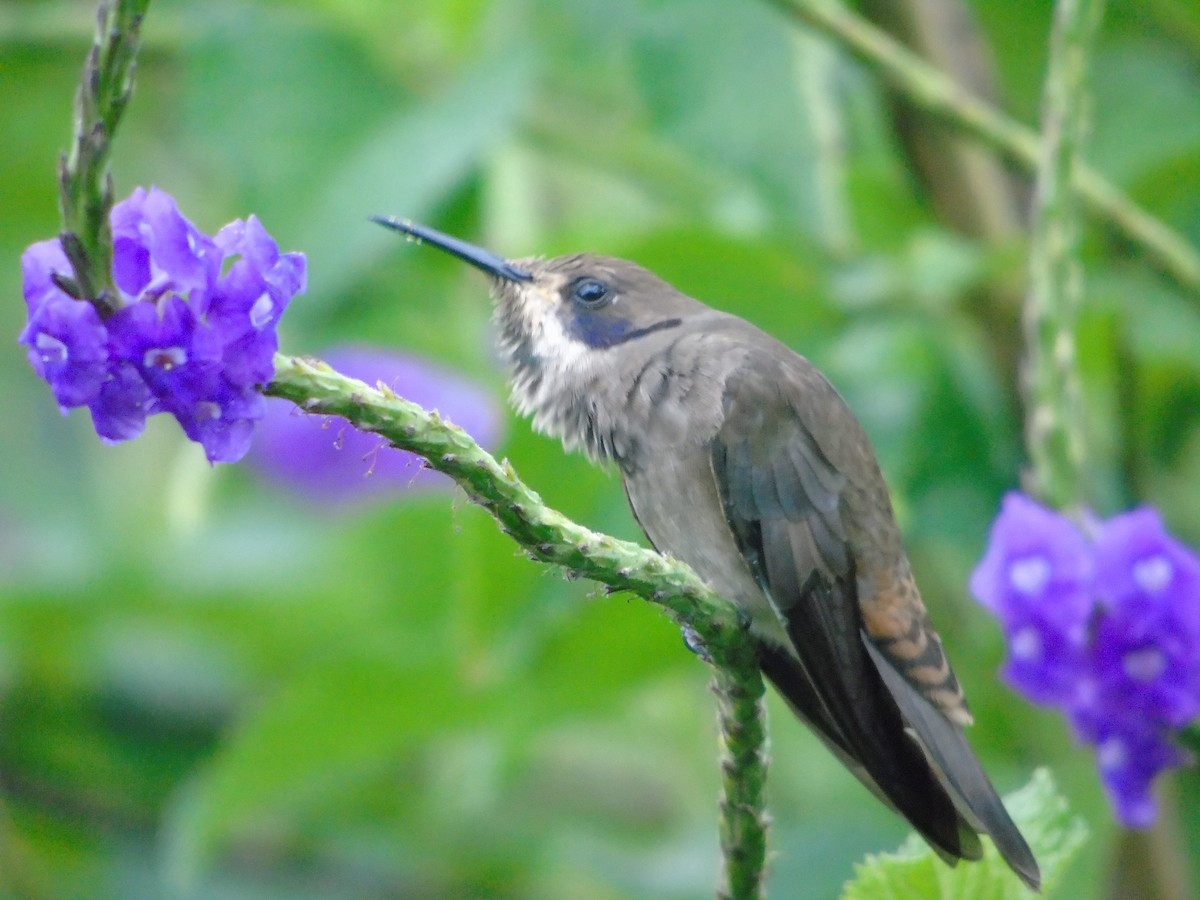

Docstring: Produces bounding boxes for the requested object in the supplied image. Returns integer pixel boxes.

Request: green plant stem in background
[266,355,769,900]
[767,0,1200,297]
[1024,3,1192,896]
[1021,0,1104,510]
[57,0,151,313]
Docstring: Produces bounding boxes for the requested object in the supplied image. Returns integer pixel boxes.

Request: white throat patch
[494,278,598,432]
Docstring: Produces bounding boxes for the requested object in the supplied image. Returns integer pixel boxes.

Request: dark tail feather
[863,638,1042,892]
[757,641,981,865]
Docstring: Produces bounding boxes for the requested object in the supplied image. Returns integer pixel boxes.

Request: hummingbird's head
[373,217,704,425]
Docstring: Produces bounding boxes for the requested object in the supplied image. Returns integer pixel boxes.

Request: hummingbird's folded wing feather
[708,358,1039,890]
[708,367,981,864]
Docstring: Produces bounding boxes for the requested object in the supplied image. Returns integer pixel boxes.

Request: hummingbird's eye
[570,277,612,309]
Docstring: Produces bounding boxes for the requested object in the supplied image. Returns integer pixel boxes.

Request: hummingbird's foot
[680,624,713,664]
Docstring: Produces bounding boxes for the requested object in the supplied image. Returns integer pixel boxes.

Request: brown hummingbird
[375,216,1041,892]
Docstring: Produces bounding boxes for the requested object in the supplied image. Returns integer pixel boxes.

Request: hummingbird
[374,216,1041,892]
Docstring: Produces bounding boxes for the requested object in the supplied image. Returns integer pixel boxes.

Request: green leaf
[841,769,1087,899]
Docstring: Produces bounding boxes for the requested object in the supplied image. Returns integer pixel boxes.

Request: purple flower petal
[206,217,305,388]
[970,492,1093,634]
[89,362,156,442]
[205,258,282,387]
[107,294,261,463]
[111,187,153,298]
[167,379,265,464]
[109,185,148,235]
[1092,609,1200,729]
[1094,508,1200,635]
[19,294,110,410]
[108,295,222,401]
[1081,714,1191,829]
[22,238,73,316]
[999,618,1091,707]
[219,328,280,388]
[141,186,220,298]
[248,346,504,504]
[110,186,220,305]
[1089,509,1200,726]
[214,215,306,305]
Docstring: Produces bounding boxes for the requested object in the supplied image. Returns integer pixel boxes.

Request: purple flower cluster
[972,493,1200,827]
[19,187,306,463]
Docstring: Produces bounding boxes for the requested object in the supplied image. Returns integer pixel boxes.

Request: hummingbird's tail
[758,639,1040,892]
[863,638,1041,892]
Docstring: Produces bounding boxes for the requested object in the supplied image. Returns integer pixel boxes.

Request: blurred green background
[3,0,1200,897]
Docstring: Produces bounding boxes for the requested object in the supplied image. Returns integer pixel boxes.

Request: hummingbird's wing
[707,359,1039,890]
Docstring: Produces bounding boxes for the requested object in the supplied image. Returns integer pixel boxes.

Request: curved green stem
[266,354,769,899]
[768,0,1200,296]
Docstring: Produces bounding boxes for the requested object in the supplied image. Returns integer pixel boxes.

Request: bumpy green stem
[58,0,151,313]
[1021,0,1105,509]
[266,354,769,899]
[767,0,1200,296]
[714,668,769,900]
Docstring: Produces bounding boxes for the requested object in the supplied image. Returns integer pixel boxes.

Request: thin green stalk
[793,30,854,255]
[767,0,1200,296]
[266,354,769,899]
[1021,0,1105,509]
[58,0,152,313]
[715,667,769,900]
[1024,6,1194,895]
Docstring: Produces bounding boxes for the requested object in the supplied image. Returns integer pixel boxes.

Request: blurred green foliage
[3,0,1200,897]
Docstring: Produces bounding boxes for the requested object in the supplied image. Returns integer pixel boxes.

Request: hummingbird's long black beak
[371,216,533,283]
